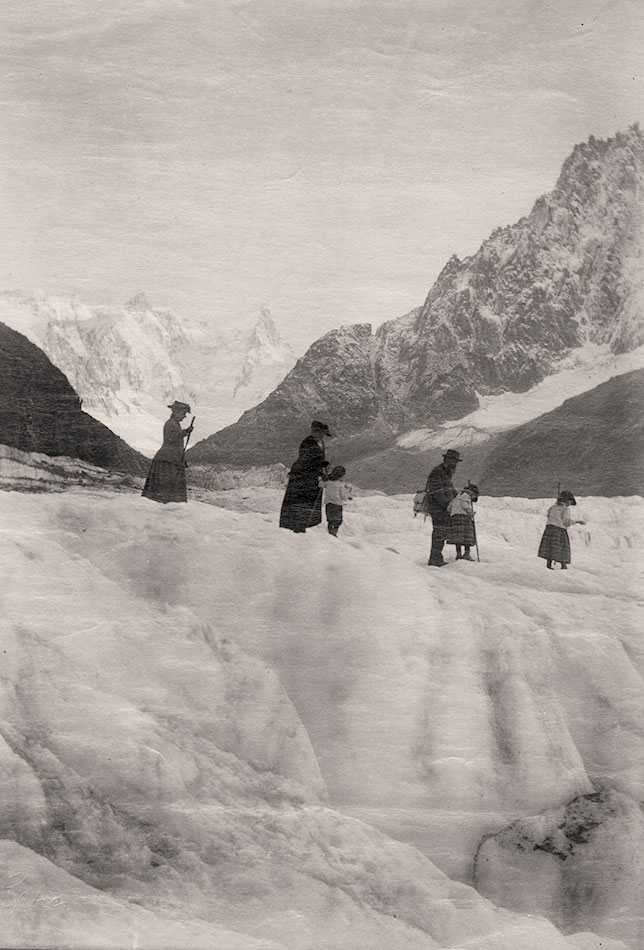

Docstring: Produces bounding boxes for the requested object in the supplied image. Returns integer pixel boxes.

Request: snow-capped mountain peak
[123,292,153,312]
[232,307,294,398]
[252,306,286,356]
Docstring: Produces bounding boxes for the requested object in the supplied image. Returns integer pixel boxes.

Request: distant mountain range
[0,322,147,475]
[0,293,294,456]
[188,126,644,495]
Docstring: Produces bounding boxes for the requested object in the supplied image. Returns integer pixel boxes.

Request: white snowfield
[0,486,641,950]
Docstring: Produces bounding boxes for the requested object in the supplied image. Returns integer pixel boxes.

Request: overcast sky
[1,0,642,347]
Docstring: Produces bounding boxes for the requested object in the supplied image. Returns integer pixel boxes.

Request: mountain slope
[0,322,148,474]
[344,368,644,497]
[0,294,296,455]
[190,126,644,473]
[189,322,388,466]
[471,367,644,496]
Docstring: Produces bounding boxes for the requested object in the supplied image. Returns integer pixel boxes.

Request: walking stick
[183,416,196,457]
[306,487,324,529]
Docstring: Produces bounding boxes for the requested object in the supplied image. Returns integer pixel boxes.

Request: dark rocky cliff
[0,322,148,474]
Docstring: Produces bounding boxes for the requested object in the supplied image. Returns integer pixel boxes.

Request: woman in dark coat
[142,401,193,503]
[279,421,332,532]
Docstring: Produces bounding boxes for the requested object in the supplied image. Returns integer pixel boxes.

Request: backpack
[413,490,431,519]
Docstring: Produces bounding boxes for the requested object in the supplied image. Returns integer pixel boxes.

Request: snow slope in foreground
[0,487,641,950]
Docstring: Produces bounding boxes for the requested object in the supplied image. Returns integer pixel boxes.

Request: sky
[1,0,642,348]
[1,485,642,947]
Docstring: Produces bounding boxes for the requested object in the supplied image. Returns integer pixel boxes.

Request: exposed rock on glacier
[474,790,644,949]
[0,444,143,494]
[188,462,289,492]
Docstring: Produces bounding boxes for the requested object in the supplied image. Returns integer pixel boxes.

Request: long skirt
[538,524,571,564]
[279,474,322,532]
[142,459,187,504]
[448,514,476,547]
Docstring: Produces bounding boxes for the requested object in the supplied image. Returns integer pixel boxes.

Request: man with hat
[424,449,463,566]
[279,420,332,532]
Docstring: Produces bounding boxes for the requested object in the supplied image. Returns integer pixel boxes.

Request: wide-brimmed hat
[558,490,576,506]
[443,449,463,462]
[168,400,191,413]
[311,420,332,437]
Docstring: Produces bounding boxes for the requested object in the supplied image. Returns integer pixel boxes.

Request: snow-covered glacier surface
[0,485,641,949]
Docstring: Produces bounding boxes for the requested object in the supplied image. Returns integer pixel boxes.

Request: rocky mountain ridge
[189,126,644,474]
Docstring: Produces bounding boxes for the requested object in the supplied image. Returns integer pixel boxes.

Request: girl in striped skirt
[447,483,479,561]
[538,491,585,570]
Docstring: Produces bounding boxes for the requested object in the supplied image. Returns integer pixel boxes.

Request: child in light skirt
[538,490,585,569]
[322,466,352,536]
[447,482,479,561]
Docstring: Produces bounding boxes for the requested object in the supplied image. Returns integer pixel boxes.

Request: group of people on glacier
[417,449,584,569]
[141,407,585,569]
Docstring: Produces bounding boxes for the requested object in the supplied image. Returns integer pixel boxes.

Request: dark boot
[429,533,446,566]
[547,560,554,569]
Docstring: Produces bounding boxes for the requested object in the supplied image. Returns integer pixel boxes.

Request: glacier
[398,342,644,451]
[0,484,641,949]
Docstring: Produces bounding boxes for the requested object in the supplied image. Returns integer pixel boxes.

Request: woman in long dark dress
[142,401,193,503]
[279,421,332,532]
